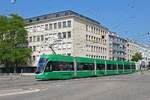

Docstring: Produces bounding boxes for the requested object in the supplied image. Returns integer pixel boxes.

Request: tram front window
[36,58,48,74]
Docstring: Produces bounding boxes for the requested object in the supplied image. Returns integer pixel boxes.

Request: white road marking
[0,89,40,97]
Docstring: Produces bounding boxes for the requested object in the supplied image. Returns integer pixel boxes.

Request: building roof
[109,32,127,41]
[24,10,100,25]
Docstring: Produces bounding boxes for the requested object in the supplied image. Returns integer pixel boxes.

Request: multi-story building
[25,10,109,67]
[126,40,140,61]
[108,32,127,61]
[139,45,150,66]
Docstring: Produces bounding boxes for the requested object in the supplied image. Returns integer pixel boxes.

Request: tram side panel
[76,57,95,78]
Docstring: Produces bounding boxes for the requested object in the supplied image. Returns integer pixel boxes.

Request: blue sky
[0,0,150,46]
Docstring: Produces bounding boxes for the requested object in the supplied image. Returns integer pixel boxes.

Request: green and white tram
[35,54,136,79]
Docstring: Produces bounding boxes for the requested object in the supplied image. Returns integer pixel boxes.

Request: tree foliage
[0,14,31,68]
[131,52,143,62]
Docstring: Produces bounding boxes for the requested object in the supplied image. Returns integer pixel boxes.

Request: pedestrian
[140,65,144,74]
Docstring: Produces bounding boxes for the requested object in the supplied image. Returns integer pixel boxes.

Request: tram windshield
[36,58,48,74]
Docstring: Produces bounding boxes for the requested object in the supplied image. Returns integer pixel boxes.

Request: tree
[0,14,31,71]
[131,52,143,62]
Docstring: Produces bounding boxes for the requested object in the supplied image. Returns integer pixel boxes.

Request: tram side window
[45,62,52,72]
[132,65,136,69]
[97,64,105,70]
[125,65,130,69]
[128,65,131,69]
[107,64,116,70]
[52,61,74,71]
[112,64,117,70]
[118,64,123,70]
[107,64,111,70]
[124,65,127,69]
[77,63,94,71]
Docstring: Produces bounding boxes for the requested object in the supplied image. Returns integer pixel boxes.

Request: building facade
[108,32,127,61]
[126,40,140,61]
[139,45,150,66]
[25,10,109,67]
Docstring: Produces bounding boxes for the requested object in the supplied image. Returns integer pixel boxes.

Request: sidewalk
[0,73,35,76]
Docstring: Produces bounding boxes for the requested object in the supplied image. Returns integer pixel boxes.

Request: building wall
[24,10,149,68]
[25,16,74,66]
[126,40,140,61]
[25,11,110,67]
[139,45,150,66]
[108,32,127,61]
[73,17,109,59]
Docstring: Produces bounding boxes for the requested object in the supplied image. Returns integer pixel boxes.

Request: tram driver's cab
[35,58,49,74]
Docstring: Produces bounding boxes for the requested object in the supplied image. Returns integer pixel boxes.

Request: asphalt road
[0,72,150,100]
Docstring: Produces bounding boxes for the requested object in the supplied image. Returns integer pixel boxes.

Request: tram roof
[124,61,131,65]
[106,60,117,64]
[96,59,105,64]
[40,54,74,62]
[40,54,135,65]
[116,61,124,65]
[76,57,94,63]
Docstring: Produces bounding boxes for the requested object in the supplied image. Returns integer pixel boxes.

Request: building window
[63,21,66,28]
[29,37,32,42]
[91,36,93,41]
[86,25,88,31]
[33,26,36,32]
[49,24,52,30]
[89,36,91,41]
[63,32,66,39]
[41,25,44,30]
[86,35,88,41]
[56,14,59,17]
[33,36,36,42]
[33,46,36,51]
[67,42,72,49]
[67,53,71,56]
[49,33,53,39]
[37,36,40,41]
[29,19,32,22]
[29,46,32,51]
[54,23,57,29]
[58,22,61,29]
[45,24,48,30]
[33,56,36,61]
[68,20,71,27]
[45,34,48,40]
[65,12,69,16]
[58,33,62,39]
[41,35,44,41]
[91,27,93,32]
[68,31,71,38]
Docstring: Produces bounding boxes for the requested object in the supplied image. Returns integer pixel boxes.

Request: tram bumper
[35,74,45,79]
